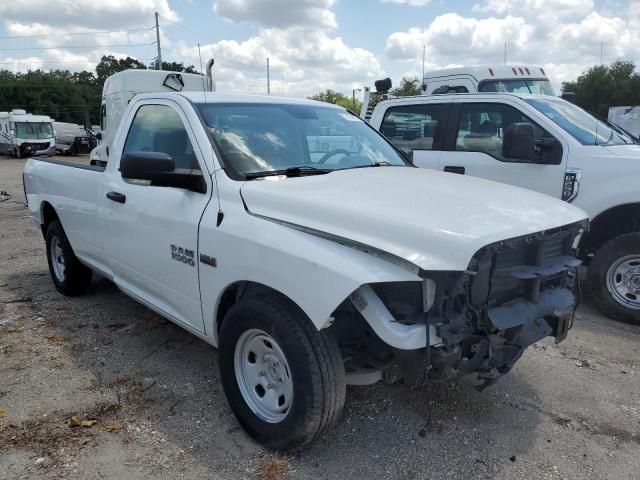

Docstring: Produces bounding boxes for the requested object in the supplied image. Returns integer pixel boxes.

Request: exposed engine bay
[330,221,586,390]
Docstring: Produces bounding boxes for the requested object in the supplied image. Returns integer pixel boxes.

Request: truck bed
[30,155,105,172]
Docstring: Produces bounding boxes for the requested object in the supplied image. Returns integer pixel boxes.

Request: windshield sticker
[340,113,360,121]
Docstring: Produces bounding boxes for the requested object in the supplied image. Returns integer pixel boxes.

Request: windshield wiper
[341,161,401,170]
[245,165,332,180]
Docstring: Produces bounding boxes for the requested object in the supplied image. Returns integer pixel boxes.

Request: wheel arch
[215,281,309,336]
[40,201,60,237]
[580,202,640,257]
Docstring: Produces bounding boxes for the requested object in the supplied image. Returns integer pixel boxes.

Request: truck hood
[240,167,588,271]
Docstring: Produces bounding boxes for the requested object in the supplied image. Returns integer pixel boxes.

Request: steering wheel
[317,149,351,164]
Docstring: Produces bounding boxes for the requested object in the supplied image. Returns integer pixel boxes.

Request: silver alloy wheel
[50,236,66,282]
[233,328,293,423]
[606,255,640,310]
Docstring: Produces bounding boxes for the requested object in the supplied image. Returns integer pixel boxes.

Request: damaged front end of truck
[330,220,586,390]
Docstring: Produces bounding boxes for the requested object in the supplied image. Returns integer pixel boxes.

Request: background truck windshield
[479,79,555,95]
[15,122,53,139]
[197,103,407,176]
[526,97,634,145]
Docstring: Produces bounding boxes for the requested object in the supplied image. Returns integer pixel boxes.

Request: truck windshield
[15,122,54,140]
[196,103,408,178]
[479,79,555,95]
[525,97,635,146]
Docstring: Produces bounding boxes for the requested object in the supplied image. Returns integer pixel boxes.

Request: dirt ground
[1,156,639,480]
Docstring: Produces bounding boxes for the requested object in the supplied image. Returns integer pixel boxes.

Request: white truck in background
[23,70,588,448]
[89,60,215,166]
[421,65,555,96]
[0,109,55,158]
[369,91,640,324]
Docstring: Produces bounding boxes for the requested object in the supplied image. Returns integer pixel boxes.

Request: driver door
[103,101,213,333]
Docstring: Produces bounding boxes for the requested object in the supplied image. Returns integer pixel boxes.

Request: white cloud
[213,0,337,29]
[175,27,382,97]
[0,0,178,29]
[381,0,432,6]
[385,3,640,92]
[386,13,533,61]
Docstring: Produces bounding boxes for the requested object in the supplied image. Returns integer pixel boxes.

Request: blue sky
[0,0,638,97]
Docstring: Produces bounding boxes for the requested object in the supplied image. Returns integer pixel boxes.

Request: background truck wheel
[218,294,345,450]
[587,232,640,325]
[45,220,92,296]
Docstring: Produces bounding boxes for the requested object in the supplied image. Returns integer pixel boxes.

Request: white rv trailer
[0,109,55,158]
[422,65,555,96]
[91,63,215,165]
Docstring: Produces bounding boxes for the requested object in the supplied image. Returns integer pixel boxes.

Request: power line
[0,27,153,40]
[0,43,155,51]
[0,58,155,65]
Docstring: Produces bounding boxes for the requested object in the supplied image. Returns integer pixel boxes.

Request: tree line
[0,56,197,125]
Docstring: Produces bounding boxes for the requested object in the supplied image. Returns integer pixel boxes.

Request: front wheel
[218,294,345,450]
[45,220,92,296]
[587,232,640,325]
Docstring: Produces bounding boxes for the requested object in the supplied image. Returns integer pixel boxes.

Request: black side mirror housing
[83,112,92,133]
[120,151,206,193]
[95,131,102,141]
[503,123,535,162]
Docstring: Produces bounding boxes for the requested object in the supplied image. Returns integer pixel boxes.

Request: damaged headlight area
[328,221,586,390]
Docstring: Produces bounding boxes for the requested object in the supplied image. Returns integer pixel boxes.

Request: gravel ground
[1,156,639,480]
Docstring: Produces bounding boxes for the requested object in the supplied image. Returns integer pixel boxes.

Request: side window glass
[455,103,548,162]
[123,104,199,170]
[380,104,446,151]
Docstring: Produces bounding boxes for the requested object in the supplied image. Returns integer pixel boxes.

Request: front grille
[487,224,580,308]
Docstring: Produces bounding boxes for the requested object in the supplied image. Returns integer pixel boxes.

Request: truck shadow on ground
[9,270,556,478]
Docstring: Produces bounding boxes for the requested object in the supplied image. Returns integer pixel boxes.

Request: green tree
[309,89,362,112]
[96,55,147,84]
[158,61,199,73]
[390,76,422,96]
[561,61,640,117]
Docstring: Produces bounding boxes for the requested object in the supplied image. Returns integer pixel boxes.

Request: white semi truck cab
[369,92,640,324]
[0,109,55,158]
[90,62,215,166]
[421,65,555,96]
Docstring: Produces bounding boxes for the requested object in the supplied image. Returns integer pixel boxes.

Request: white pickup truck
[369,93,640,324]
[24,87,588,449]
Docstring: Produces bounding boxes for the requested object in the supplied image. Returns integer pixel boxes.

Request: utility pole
[267,57,270,95]
[352,88,361,110]
[504,43,507,65]
[600,42,604,65]
[155,12,162,70]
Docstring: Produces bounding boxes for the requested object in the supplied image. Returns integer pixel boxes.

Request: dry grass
[257,455,289,480]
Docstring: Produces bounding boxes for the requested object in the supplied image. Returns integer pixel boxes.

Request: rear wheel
[587,232,640,325]
[45,220,92,296]
[218,294,345,450]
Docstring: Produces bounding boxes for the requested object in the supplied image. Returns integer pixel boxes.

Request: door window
[380,104,447,151]
[455,103,548,161]
[123,104,199,170]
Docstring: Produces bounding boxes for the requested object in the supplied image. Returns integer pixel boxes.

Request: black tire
[218,294,345,450]
[587,232,640,325]
[45,220,92,296]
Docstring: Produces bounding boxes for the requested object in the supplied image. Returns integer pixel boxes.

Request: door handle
[106,191,126,204]
[443,165,465,175]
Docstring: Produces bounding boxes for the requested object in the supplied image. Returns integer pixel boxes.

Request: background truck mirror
[399,147,413,162]
[503,123,535,162]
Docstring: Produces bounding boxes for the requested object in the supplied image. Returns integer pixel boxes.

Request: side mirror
[120,151,206,193]
[503,123,535,162]
[399,146,414,163]
[121,151,175,180]
[95,131,102,141]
